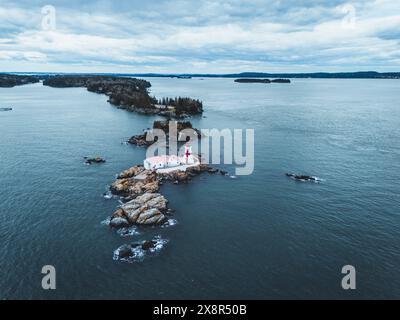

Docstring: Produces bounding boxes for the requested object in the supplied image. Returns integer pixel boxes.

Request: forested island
[128,120,202,146]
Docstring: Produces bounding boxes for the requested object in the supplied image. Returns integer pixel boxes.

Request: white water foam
[117,226,140,237]
[162,218,178,228]
[101,217,111,226]
[113,236,168,263]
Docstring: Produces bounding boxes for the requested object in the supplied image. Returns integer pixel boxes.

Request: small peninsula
[0,74,39,87]
[42,75,203,118]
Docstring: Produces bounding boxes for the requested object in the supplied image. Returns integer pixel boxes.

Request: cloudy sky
[0,0,399,73]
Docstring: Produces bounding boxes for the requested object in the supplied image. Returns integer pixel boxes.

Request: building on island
[143,144,197,171]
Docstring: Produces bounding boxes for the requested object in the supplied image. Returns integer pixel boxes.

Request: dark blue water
[0,79,399,299]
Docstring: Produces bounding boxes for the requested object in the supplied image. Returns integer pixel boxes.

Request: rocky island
[43,75,203,118]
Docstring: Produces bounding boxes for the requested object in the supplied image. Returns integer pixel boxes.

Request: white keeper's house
[144,144,196,171]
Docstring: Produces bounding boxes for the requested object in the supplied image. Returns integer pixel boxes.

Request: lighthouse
[143,143,198,172]
[184,144,194,164]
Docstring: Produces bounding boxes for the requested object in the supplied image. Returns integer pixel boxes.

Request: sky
[0,0,399,73]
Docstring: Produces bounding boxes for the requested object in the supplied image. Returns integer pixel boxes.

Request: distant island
[234,78,291,83]
[128,71,400,79]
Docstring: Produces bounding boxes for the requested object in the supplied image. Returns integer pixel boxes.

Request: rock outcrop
[110,167,159,198]
[110,193,168,226]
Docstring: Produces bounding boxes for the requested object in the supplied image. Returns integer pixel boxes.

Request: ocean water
[0,78,399,299]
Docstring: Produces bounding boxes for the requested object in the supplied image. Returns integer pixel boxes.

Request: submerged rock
[286,173,321,182]
[113,236,168,262]
[85,156,106,164]
[141,240,158,250]
[117,244,134,258]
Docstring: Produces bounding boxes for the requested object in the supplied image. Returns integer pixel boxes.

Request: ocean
[0,78,399,299]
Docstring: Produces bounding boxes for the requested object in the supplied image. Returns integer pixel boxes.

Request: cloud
[0,0,399,72]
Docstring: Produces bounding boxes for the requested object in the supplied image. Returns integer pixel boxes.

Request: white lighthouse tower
[183,144,194,164]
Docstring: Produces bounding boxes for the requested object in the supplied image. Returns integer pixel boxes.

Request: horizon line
[2,70,400,79]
